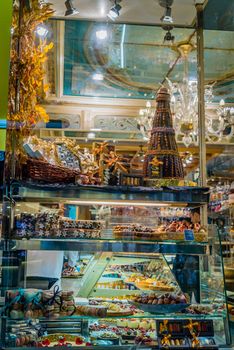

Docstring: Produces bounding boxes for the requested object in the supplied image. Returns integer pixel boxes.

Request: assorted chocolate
[15,213,103,239]
[114,222,207,242]
[60,218,102,239]
[57,144,81,172]
[22,124,186,186]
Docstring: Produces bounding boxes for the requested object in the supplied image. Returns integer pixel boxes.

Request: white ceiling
[51,0,207,26]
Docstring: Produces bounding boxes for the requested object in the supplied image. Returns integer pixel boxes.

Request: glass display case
[0,183,231,349]
[1,0,233,349]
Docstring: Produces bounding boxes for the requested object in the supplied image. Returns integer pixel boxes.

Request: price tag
[184,229,194,241]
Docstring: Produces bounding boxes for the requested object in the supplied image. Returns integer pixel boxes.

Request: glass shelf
[4,239,208,255]
[10,182,210,205]
[2,311,226,321]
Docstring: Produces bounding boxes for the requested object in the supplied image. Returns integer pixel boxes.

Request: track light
[65,0,79,16]
[161,6,173,24]
[159,0,174,24]
[163,29,175,44]
[159,0,173,6]
[107,0,122,21]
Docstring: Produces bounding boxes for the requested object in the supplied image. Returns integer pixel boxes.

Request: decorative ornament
[183,320,200,348]
[93,141,128,184]
[159,320,169,334]
[161,334,171,346]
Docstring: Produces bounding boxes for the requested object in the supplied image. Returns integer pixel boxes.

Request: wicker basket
[23,158,80,183]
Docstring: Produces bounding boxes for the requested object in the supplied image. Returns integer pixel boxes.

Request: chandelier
[138,43,234,147]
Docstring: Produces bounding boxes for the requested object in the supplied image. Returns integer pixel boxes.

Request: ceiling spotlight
[161,6,173,24]
[107,0,122,21]
[159,0,174,24]
[163,30,175,44]
[36,25,48,38]
[65,0,79,16]
[96,29,108,40]
[159,0,173,7]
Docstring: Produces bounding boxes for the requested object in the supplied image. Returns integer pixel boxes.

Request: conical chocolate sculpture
[144,87,184,179]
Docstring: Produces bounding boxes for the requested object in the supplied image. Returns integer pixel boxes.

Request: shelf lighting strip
[64,199,187,207]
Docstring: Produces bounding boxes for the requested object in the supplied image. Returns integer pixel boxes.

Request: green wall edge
[0,0,12,151]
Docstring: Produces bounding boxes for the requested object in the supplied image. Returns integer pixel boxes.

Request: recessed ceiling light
[92,73,104,81]
[96,29,108,40]
[65,0,79,16]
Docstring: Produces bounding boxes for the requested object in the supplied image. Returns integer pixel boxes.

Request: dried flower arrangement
[8,0,54,128]
[6,0,54,179]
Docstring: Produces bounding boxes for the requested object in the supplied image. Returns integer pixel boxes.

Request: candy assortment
[15,213,103,239]
[35,212,60,237]
[23,136,58,165]
[113,222,207,242]
[16,213,37,238]
[23,136,100,185]
[60,218,103,239]
[56,144,81,172]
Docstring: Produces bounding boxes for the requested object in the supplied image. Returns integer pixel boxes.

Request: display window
[0,0,234,349]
